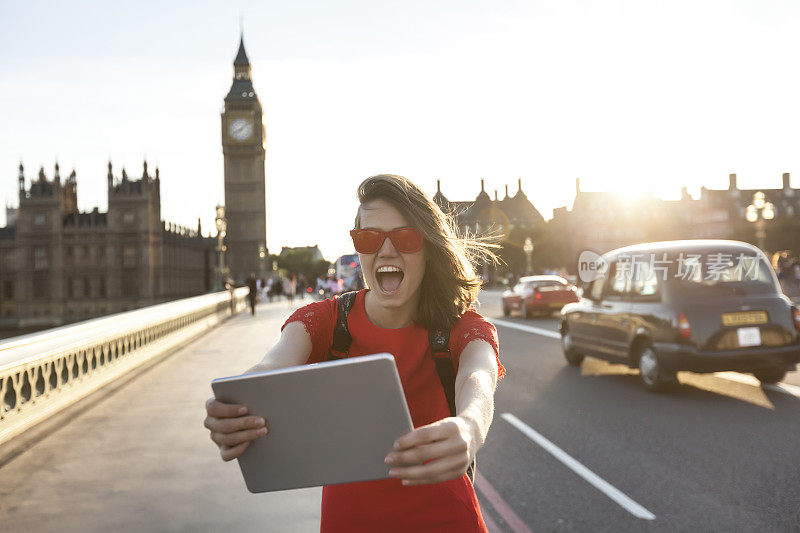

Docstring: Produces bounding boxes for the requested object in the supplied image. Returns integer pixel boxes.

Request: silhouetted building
[0,162,217,327]
[433,179,545,279]
[279,245,324,264]
[553,173,800,270]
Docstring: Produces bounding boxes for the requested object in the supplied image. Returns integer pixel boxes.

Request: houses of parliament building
[0,161,217,328]
[0,36,268,328]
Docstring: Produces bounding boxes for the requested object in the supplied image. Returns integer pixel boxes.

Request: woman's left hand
[384,416,478,486]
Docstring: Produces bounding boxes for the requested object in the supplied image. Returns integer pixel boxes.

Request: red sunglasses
[349,227,424,254]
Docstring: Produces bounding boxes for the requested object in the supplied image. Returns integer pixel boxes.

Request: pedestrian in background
[246,273,258,315]
[297,273,308,300]
[266,277,274,302]
[284,273,297,303]
[224,276,235,314]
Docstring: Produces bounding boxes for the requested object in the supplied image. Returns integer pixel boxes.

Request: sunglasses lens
[390,228,423,253]
[352,230,383,253]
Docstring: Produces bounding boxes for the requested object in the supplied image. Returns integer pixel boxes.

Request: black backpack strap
[329,291,357,360]
[429,329,456,416]
[428,328,476,483]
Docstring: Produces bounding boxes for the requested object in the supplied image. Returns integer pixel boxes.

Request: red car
[502,275,579,318]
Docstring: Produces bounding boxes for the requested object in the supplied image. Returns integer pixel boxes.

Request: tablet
[211,353,414,493]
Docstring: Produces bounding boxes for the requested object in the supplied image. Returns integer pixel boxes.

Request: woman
[204,174,505,532]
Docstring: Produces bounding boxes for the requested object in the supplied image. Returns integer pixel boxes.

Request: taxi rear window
[665,251,778,296]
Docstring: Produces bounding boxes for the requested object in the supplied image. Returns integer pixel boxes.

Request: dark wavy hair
[354,174,500,330]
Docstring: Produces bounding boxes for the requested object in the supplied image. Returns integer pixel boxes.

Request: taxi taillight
[677,313,691,339]
[792,307,800,331]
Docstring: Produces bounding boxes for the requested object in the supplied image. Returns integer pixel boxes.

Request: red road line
[475,470,534,533]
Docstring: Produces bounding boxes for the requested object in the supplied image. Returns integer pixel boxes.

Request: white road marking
[501,413,656,521]
[494,318,800,396]
[491,318,561,339]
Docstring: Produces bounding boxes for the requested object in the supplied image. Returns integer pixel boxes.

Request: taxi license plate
[737,327,761,347]
[722,311,768,327]
[549,303,564,308]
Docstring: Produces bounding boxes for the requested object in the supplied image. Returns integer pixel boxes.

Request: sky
[3,0,800,260]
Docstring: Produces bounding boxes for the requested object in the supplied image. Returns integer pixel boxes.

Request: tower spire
[232,30,252,83]
[234,33,250,66]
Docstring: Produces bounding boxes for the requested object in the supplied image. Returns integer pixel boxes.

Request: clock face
[229,118,253,141]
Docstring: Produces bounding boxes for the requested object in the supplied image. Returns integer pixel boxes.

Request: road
[474,290,800,532]
[0,291,798,532]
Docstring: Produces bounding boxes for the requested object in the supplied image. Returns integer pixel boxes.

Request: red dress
[282,290,505,533]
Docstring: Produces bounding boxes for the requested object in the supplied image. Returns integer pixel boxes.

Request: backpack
[326,291,476,483]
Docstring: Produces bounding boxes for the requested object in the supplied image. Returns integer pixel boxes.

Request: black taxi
[559,240,800,391]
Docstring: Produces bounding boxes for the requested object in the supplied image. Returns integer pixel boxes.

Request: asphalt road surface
[1,291,798,532]
[474,290,800,532]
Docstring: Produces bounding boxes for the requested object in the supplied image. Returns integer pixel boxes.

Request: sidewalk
[0,298,320,533]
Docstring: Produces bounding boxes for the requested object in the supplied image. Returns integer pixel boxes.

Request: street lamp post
[745,191,775,253]
[523,237,534,275]
[258,244,266,277]
[214,205,228,291]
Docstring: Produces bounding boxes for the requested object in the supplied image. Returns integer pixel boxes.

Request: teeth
[376,266,402,273]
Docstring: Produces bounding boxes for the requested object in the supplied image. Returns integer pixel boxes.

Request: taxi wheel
[561,328,584,366]
[753,369,787,384]
[637,344,677,393]
[502,303,510,317]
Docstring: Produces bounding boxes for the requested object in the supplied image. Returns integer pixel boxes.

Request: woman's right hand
[204,398,268,461]
[204,322,311,461]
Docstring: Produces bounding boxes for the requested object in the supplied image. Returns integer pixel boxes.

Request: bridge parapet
[0,287,249,446]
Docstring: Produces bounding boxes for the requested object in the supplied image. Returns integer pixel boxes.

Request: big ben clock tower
[221,34,267,283]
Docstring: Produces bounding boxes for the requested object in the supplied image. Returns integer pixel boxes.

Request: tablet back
[211,353,413,493]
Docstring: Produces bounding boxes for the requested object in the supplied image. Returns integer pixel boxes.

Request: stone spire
[432,178,449,207]
[476,178,490,203]
[234,33,250,66]
[514,177,527,198]
[233,31,252,81]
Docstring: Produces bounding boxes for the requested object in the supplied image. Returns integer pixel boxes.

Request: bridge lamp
[746,192,775,252]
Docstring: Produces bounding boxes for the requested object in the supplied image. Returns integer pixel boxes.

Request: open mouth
[375,266,404,294]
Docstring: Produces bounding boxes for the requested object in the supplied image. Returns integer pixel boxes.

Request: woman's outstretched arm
[385,339,499,485]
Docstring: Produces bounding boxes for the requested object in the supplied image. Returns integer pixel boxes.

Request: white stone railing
[0,287,249,446]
